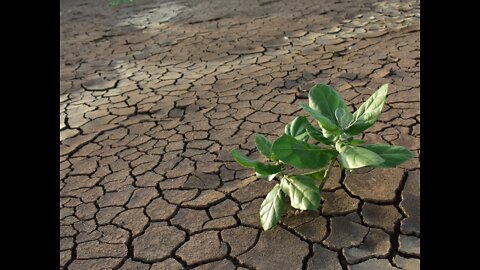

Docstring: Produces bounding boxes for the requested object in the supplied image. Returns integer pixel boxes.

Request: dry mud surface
[60,0,420,269]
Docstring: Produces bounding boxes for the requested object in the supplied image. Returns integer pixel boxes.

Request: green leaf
[260,184,285,230]
[338,145,385,169]
[285,116,309,141]
[305,122,333,145]
[350,139,365,146]
[361,144,413,167]
[280,175,321,210]
[335,107,354,130]
[230,149,257,168]
[231,150,282,175]
[309,84,348,122]
[334,107,344,122]
[300,104,338,131]
[272,134,338,169]
[346,84,389,135]
[256,163,282,176]
[255,134,274,159]
[304,169,327,181]
[321,128,341,140]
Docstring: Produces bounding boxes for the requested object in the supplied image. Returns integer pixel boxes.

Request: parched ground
[60,0,420,269]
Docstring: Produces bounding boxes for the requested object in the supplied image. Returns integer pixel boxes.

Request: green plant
[231,83,413,230]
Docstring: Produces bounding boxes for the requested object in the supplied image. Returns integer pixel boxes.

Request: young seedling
[231,83,413,230]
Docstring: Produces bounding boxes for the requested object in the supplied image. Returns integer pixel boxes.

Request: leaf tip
[261,223,272,231]
[380,83,389,94]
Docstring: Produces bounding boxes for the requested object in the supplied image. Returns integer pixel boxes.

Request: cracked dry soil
[60,0,420,269]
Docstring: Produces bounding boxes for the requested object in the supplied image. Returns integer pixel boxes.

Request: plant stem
[318,159,335,191]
